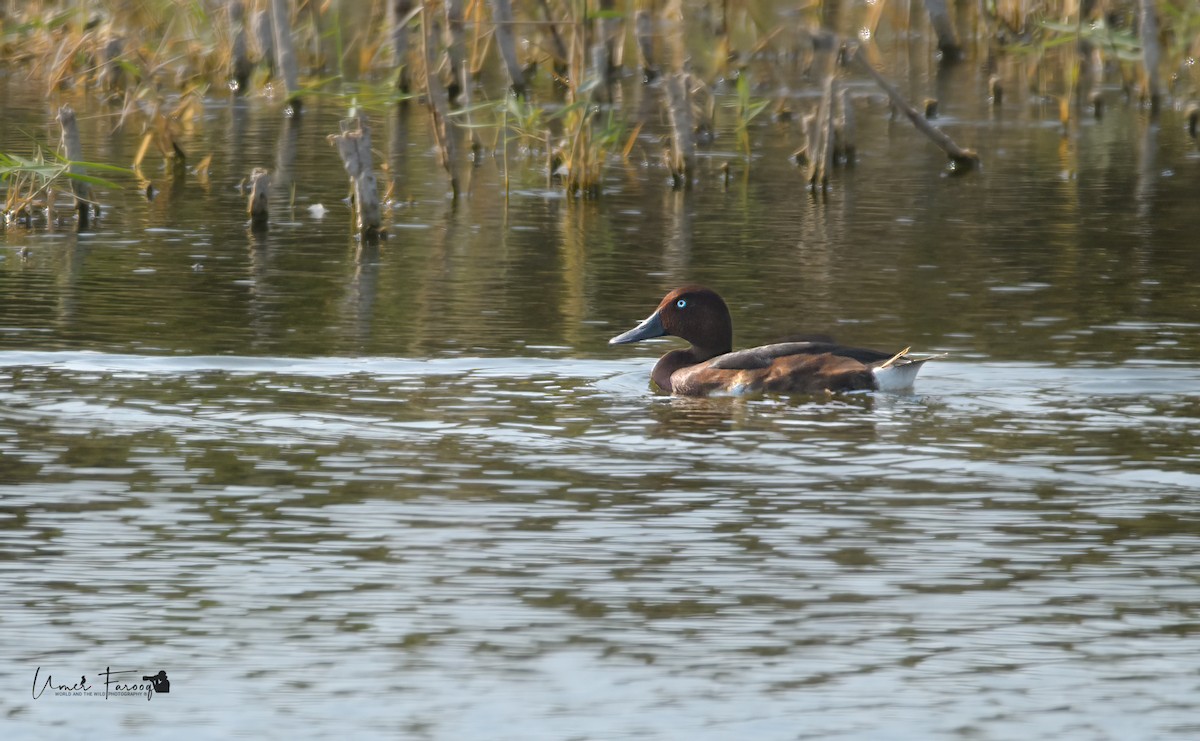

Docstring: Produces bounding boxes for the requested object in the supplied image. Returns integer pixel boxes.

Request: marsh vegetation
[0,0,1198,232]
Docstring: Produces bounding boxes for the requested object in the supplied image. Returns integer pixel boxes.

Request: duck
[609,285,938,396]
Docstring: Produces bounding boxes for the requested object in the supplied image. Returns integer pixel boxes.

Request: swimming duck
[609,286,937,396]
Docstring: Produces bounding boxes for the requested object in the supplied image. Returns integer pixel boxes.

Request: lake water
[3,40,1200,740]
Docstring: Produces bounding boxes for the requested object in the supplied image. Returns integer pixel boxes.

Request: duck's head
[609,285,733,357]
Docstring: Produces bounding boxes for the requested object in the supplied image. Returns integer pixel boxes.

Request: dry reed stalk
[46,29,94,95]
[422,3,461,198]
[56,104,93,228]
[489,0,526,96]
[247,167,270,229]
[330,115,383,239]
[466,0,493,82]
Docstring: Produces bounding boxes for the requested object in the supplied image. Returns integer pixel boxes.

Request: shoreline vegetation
[1,0,1198,236]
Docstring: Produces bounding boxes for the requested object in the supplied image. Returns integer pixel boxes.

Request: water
[3,53,1200,739]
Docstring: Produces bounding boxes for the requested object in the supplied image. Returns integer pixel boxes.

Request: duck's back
[671,347,875,396]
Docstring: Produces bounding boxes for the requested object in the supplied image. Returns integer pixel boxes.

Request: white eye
[676,299,687,308]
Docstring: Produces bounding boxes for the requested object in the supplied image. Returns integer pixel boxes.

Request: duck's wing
[774,332,838,345]
[707,342,825,370]
[708,342,897,370]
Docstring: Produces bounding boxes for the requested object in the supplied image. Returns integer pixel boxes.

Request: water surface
[3,45,1200,739]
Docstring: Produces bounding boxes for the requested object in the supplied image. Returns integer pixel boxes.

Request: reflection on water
[3,44,1200,739]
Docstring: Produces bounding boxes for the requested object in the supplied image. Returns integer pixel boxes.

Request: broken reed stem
[56,104,93,228]
[537,0,569,82]
[443,0,467,103]
[230,0,252,95]
[634,10,658,83]
[1138,0,1162,115]
[663,74,694,188]
[803,35,840,189]
[593,0,621,97]
[269,0,301,107]
[330,115,383,239]
[807,75,836,189]
[422,3,461,198]
[390,0,415,93]
[99,35,125,92]
[924,0,962,62]
[253,8,276,76]
[247,167,270,229]
[661,0,692,188]
[835,85,856,162]
[847,43,979,170]
[443,0,482,158]
[489,0,526,96]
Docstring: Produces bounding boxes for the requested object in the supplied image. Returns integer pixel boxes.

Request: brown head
[609,286,734,359]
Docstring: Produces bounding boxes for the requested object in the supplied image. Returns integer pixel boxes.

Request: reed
[1,148,128,228]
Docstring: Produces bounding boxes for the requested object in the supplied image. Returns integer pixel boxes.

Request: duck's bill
[609,310,666,345]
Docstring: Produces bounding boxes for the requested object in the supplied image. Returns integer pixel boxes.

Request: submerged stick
[847,44,979,170]
[329,115,383,239]
[247,168,270,229]
[56,104,93,228]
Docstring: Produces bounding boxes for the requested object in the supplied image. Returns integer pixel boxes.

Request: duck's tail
[871,348,945,392]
